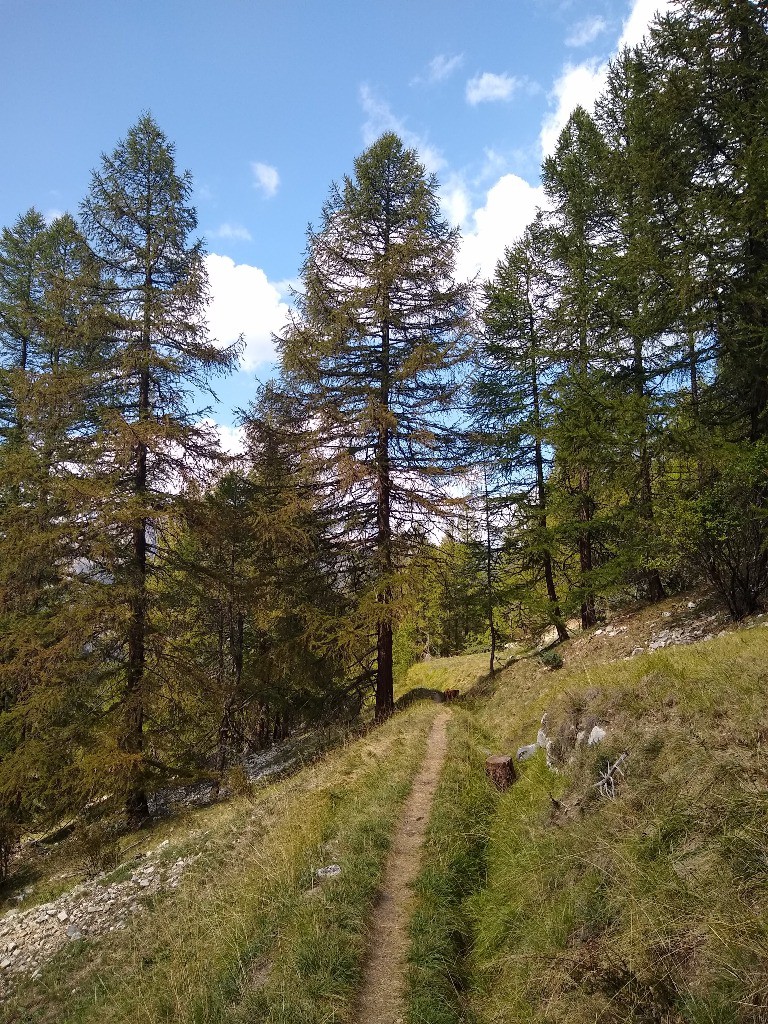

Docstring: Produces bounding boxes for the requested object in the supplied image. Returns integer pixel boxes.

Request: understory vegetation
[399,615,768,1024]
[4,603,764,1022]
[0,704,435,1023]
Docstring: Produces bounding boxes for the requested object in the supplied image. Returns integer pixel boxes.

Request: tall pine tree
[278,133,470,718]
[81,114,238,824]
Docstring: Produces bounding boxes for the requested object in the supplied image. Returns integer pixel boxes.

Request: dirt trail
[355,709,450,1024]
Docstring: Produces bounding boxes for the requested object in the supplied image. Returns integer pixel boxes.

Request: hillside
[1,591,766,1022]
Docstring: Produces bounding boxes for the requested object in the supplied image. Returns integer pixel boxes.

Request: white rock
[588,725,607,746]
[57,911,68,923]
[536,729,548,748]
[315,864,341,879]
[516,744,537,762]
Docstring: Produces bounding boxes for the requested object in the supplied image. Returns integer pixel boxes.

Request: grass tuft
[405,710,496,1024]
[466,626,768,1023]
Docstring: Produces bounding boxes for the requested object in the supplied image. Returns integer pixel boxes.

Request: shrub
[539,649,564,670]
[73,821,121,876]
[0,815,20,884]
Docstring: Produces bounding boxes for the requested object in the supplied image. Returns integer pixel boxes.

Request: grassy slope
[403,611,768,1023]
[4,598,768,1024]
[395,652,493,700]
[1,703,438,1024]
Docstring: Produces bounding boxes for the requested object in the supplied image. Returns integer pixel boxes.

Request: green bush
[539,648,564,670]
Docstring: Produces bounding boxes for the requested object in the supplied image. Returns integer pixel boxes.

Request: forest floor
[2,587,768,1022]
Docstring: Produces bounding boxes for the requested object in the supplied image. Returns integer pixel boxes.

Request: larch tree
[595,49,670,603]
[0,211,106,849]
[278,132,470,719]
[477,217,569,642]
[542,108,612,629]
[81,114,238,825]
[652,0,768,443]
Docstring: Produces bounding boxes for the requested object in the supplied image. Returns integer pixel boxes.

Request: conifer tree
[81,114,238,824]
[477,217,569,641]
[542,108,612,628]
[594,50,670,602]
[652,0,768,440]
[278,133,470,718]
[0,211,106,841]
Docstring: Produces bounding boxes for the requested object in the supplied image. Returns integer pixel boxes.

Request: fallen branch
[593,751,628,798]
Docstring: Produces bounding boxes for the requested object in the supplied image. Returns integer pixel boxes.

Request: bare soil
[354,710,450,1024]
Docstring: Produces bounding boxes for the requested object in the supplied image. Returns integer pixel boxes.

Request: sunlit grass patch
[467,627,768,1023]
[1,704,437,1024]
[397,652,493,700]
[405,710,496,1024]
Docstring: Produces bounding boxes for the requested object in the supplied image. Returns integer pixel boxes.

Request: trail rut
[355,709,450,1024]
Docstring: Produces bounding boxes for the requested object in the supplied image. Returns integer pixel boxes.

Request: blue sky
[1,0,669,444]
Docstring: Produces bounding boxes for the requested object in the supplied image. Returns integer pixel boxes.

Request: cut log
[485,754,516,791]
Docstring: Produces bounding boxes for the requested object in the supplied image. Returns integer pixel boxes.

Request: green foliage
[0,814,19,884]
[538,648,564,670]
[659,440,768,617]
[72,822,121,877]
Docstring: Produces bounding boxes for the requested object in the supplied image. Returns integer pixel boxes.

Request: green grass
[1,703,438,1024]
[465,627,768,1023]
[405,709,496,1024]
[397,652,495,700]
[5,614,768,1024]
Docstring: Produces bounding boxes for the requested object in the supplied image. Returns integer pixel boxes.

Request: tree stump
[485,754,516,791]
[443,688,460,702]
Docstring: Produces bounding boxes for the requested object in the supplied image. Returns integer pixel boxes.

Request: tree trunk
[375,234,394,721]
[529,312,568,641]
[482,465,498,675]
[123,286,151,828]
[579,469,597,629]
[485,754,516,791]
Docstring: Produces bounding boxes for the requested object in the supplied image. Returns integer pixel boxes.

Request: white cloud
[201,418,246,456]
[566,16,608,47]
[427,53,464,82]
[466,71,520,105]
[540,0,671,156]
[618,0,671,47]
[360,84,445,173]
[455,174,545,282]
[439,174,472,228]
[539,58,608,156]
[204,253,290,371]
[44,208,64,224]
[212,222,253,242]
[252,161,280,198]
